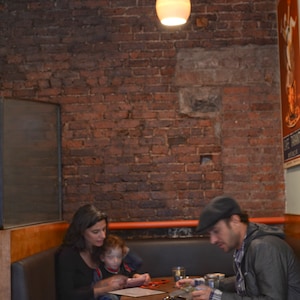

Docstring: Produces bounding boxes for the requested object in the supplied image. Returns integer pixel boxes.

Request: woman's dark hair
[62,204,108,251]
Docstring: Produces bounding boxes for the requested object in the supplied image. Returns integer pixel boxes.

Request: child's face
[101,247,123,271]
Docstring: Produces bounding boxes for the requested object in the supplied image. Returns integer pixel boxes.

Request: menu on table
[110,287,165,297]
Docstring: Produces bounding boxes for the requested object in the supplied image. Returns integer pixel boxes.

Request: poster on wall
[278,0,300,168]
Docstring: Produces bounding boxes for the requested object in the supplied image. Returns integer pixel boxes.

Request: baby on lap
[93,234,151,300]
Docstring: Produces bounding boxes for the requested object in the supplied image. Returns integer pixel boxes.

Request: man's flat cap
[196,195,242,233]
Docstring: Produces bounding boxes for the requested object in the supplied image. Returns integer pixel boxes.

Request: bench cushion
[11,236,300,300]
[126,238,235,277]
[11,247,57,300]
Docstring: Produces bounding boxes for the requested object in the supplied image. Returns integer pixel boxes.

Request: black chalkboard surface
[0,98,62,228]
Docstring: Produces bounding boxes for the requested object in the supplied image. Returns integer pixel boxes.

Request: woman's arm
[93,275,128,297]
[56,247,128,300]
[55,247,95,300]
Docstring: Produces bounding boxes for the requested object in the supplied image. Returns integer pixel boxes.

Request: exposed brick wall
[0,0,285,222]
[176,45,283,218]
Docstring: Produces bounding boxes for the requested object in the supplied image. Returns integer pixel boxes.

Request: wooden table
[121,277,177,300]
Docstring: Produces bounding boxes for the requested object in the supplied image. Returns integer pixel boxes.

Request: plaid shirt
[233,239,246,296]
[210,237,247,300]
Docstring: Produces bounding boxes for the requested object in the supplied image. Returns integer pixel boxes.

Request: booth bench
[11,236,300,300]
[11,237,234,300]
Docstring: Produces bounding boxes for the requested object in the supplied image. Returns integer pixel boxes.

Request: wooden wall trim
[284,214,300,238]
[7,217,286,263]
[109,217,285,230]
[0,230,11,300]
[10,221,69,263]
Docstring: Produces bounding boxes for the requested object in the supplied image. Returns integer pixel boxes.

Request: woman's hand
[175,278,194,288]
[133,273,151,285]
[109,275,128,289]
[94,275,128,295]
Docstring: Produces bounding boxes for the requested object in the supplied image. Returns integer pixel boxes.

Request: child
[93,234,151,300]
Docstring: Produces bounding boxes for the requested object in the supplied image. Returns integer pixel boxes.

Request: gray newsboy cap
[196,195,242,233]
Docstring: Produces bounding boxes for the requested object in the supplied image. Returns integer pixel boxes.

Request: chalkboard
[0,98,62,228]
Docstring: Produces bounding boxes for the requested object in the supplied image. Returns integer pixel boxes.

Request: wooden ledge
[108,217,285,230]
[8,217,286,262]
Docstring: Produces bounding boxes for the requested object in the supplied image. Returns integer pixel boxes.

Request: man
[176,195,300,299]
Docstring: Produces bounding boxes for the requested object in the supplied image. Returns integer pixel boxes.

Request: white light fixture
[156,0,191,26]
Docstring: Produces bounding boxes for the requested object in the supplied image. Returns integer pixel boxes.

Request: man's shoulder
[247,223,285,240]
[248,234,290,253]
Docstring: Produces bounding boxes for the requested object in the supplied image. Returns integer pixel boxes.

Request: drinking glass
[172,266,186,282]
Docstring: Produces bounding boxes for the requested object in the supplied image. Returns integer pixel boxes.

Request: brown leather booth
[11,238,234,300]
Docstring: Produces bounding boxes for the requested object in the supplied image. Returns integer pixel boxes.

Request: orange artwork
[278,0,300,168]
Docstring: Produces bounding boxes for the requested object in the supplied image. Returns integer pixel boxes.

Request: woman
[55,204,128,300]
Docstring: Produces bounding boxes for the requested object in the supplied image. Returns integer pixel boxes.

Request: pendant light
[156,0,191,26]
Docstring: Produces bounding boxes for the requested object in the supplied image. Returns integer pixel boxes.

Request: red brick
[0,0,284,223]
